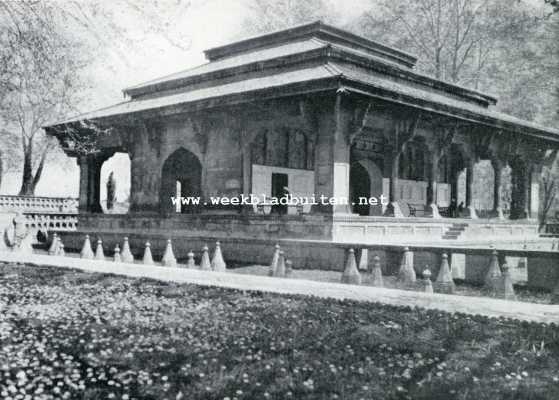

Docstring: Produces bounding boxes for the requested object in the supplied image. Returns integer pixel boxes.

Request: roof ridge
[204,21,417,65]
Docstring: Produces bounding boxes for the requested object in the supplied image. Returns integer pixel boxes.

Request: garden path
[1,250,558,324]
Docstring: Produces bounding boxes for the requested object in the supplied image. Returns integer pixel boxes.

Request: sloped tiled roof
[45,21,558,141]
[123,38,328,96]
[55,65,338,124]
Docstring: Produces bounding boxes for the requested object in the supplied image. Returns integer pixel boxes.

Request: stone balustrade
[24,214,78,232]
[0,195,78,214]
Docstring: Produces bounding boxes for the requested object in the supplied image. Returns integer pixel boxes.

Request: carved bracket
[347,101,374,145]
[189,116,209,155]
[392,111,423,155]
[426,119,459,162]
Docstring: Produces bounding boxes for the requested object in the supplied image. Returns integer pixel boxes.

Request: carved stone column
[77,156,90,213]
[332,92,352,215]
[524,165,533,219]
[510,157,528,220]
[464,159,477,219]
[425,154,441,218]
[385,150,404,217]
[310,93,352,214]
[79,153,105,214]
[491,158,505,220]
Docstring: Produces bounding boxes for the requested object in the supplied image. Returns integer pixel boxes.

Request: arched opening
[100,152,131,214]
[350,162,370,216]
[350,159,384,216]
[160,148,202,214]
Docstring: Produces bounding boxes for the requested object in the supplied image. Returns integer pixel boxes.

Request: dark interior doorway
[271,172,288,215]
[350,162,371,216]
[160,148,202,214]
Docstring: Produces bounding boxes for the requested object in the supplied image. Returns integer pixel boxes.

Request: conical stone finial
[113,244,121,263]
[143,241,154,265]
[200,245,211,270]
[186,250,196,268]
[285,260,293,277]
[162,239,177,267]
[211,241,226,272]
[341,248,361,285]
[94,239,105,261]
[435,253,455,294]
[484,249,501,292]
[268,244,280,276]
[422,268,433,293]
[371,255,384,287]
[275,250,286,277]
[57,241,65,257]
[121,237,134,263]
[397,247,416,285]
[80,234,94,259]
[48,233,59,255]
[499,263,516,301]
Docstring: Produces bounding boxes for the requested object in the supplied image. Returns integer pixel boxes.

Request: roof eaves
[338,76,559,142]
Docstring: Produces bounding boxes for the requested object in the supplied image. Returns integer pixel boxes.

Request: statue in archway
[106,171,116,210]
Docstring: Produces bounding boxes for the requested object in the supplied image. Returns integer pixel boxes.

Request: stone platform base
[59,230,349,271]
[56,230,529,287]
[60,229,442,275]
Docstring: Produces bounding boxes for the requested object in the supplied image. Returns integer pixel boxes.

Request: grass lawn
[1,263,559,400]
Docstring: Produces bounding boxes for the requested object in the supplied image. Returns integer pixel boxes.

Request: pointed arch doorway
[350,159,384,216]
[160,148,202,214]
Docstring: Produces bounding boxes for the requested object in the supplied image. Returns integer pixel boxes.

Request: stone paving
[1,250,558,324]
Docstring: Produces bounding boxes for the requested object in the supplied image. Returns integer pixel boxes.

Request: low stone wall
[333,216,452,243]
[333,216,540,244]
[54,213,552,291]
[59,230,346,270]
[54,229,559,293]
[79,213,333,241]
[527,256,558,291]
[461,223,539,241]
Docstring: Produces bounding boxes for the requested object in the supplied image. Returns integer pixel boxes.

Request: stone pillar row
[67,234,228,271]
[337,246,529,301]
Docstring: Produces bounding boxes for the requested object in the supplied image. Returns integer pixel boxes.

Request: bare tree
[358,0,549,85]
[0,1,87,195]
[0,0,199,195]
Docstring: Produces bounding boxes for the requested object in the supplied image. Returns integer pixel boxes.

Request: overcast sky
[2,0,371,198]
